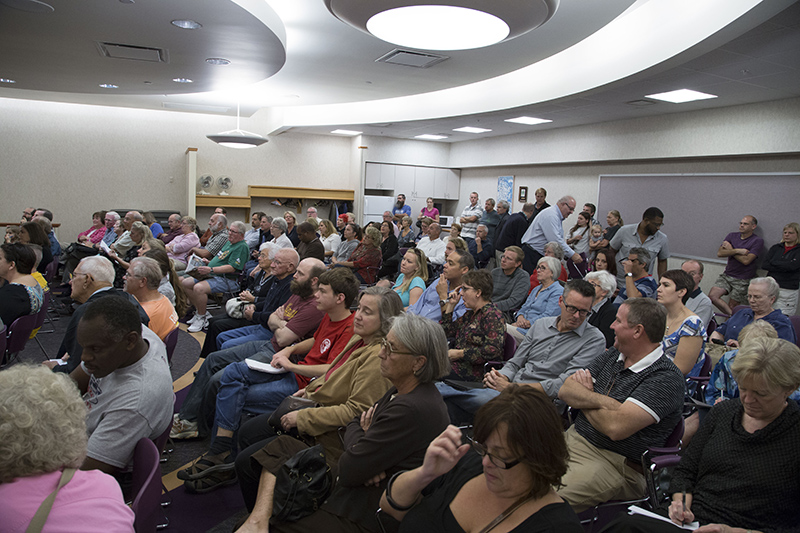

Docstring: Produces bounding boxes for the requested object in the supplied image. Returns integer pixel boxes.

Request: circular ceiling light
[325,0,559,51]
[207,130,268,149]
[367,6,508,50]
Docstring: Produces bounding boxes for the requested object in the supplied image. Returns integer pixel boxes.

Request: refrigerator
[363,195,396,225]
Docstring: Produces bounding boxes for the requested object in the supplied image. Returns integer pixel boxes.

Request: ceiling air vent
[626,99,657,107]
[96,42,168,63]
[375,49,448,68]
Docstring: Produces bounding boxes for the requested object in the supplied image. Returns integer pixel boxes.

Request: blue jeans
[178,340,273,422]
[215,361,298,432]
[435,382,500,425]
[218,325,274,351]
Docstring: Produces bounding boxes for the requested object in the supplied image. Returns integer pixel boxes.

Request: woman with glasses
[508,256,564,344]
[441,269,505,382]
[381,386,582,533]
[233,312,451,533]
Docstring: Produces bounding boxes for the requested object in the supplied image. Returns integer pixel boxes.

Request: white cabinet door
[380,164,396,190]
[447,170,460,200]
[413,166,435,200]
[433,168,449,199]
[394,165,415,198]
[365,163,382,189]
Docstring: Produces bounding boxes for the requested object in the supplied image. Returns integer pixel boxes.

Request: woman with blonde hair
[284,211,299,246]
[763,222,800,315]
[392,247,429,307]
[397,215,416,247]
[0,365,135,531]
[318,219,341,258]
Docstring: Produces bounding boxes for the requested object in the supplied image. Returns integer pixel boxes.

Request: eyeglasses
[536,265,548,271]
[380,338,415,357]
[587,280,600,288]
[69,271,92,282]
[564,304,591,317]
[467,436,520,469]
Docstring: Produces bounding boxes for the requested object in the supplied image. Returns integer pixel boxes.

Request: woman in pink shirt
[166,215,201,269]
[419,197,440,223]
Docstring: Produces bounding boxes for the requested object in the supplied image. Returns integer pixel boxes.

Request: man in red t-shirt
[178,268,361,490]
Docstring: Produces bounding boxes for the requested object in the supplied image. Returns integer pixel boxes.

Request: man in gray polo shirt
[436,279,605,424]
[609,206,670,289]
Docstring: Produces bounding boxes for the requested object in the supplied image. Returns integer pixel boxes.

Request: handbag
[226,297,249,319]
[268,396,319,440]
[272,442,333,522]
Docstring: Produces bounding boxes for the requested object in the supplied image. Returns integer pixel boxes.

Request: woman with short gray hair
[0,365,135,530]
[710,276,796,347]
[509,255,564,343]
[585,269,618,348]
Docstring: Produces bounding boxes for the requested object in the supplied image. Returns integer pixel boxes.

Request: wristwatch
[626,272,633,277]
[439,299,448,307]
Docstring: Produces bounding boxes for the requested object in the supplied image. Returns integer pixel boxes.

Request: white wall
[0,98,355,239]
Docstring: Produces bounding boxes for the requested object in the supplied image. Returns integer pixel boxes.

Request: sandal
[177,451,234,481]
[183,468,237,494]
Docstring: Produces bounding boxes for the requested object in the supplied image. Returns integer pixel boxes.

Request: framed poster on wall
[497,176,514,208]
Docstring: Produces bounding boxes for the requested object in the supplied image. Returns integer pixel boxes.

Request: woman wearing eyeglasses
[382,386,582,533]
[508,256,564,344]
[441,269,505,382]
[232,300,452,533]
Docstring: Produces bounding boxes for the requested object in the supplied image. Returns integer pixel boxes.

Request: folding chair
[131,438,162,533]
[2,313,38,367]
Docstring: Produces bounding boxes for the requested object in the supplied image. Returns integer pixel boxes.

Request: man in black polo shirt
[557,298,684,512]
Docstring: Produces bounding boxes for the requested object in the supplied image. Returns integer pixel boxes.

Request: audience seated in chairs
[233,311,450,532]
[557,298,684,513]
[192,213,230,261]
[416,222,446,267]
[0,365,135,531]
[177,268,361,494]
[389,247,428,308]
[530,241,569,293]
[377,220,400,279]
[295,222,325,262]
[60,211,121,283]
[332,223,361,263]
[603,336,800,533]
[170,258,326,441]
[440,269,505,382]
[397,214,416,248]
[198,246,295,358]
[318,218,341,260]
[508,256,564,343]
[381,386,582,532]
[182,220,250,333]
[468,223,494,269]
[143,247,188,316]
[438,279,605,425]
[107,221,151,285]
[656,269,706,376]
[330,226,382,285]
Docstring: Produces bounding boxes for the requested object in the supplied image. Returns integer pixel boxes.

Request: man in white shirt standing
[459,192,484,244]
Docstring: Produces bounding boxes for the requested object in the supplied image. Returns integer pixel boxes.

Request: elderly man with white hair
[125,257,178,341]
[183,220,251,332]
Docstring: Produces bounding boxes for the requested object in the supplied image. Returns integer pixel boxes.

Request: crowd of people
[1,197,799,533]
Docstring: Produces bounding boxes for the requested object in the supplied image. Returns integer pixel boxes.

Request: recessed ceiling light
[453,127,491,134]
[99,83,118,89]
[367,6,508,51]
[0,78,16,84]
[505,116,552,125]
[171,19,202,30]
[172,78,193,84]
[206,58,231,66]
[415,134,448,140]
[331,129,363,136]
[645,89,717,104]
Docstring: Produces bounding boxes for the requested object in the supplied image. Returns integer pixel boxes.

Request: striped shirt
[574,347,684,461]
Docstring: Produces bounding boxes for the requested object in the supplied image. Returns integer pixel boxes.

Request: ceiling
[1,0,799,143]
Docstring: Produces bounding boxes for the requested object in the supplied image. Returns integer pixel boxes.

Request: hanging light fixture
[324,0,559,51]
[206,102,268,149]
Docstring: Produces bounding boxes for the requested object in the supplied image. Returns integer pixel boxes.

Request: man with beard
[609,207,670,289]
[171,258,326,440]
[392,193,411,224]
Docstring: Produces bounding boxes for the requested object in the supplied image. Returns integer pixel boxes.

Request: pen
[681,489,687,525]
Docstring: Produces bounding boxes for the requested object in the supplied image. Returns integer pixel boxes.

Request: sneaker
[187,312,211,333]
[170,417,199,440]
[187,312,204,325]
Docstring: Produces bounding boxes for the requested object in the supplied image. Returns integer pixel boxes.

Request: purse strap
[478,494,533,533]
[25,468,76,533]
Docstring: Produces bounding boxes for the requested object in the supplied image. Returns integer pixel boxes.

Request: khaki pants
[558,427,646,513]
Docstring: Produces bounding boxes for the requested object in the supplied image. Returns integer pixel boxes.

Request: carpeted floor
[7,302,250,532]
